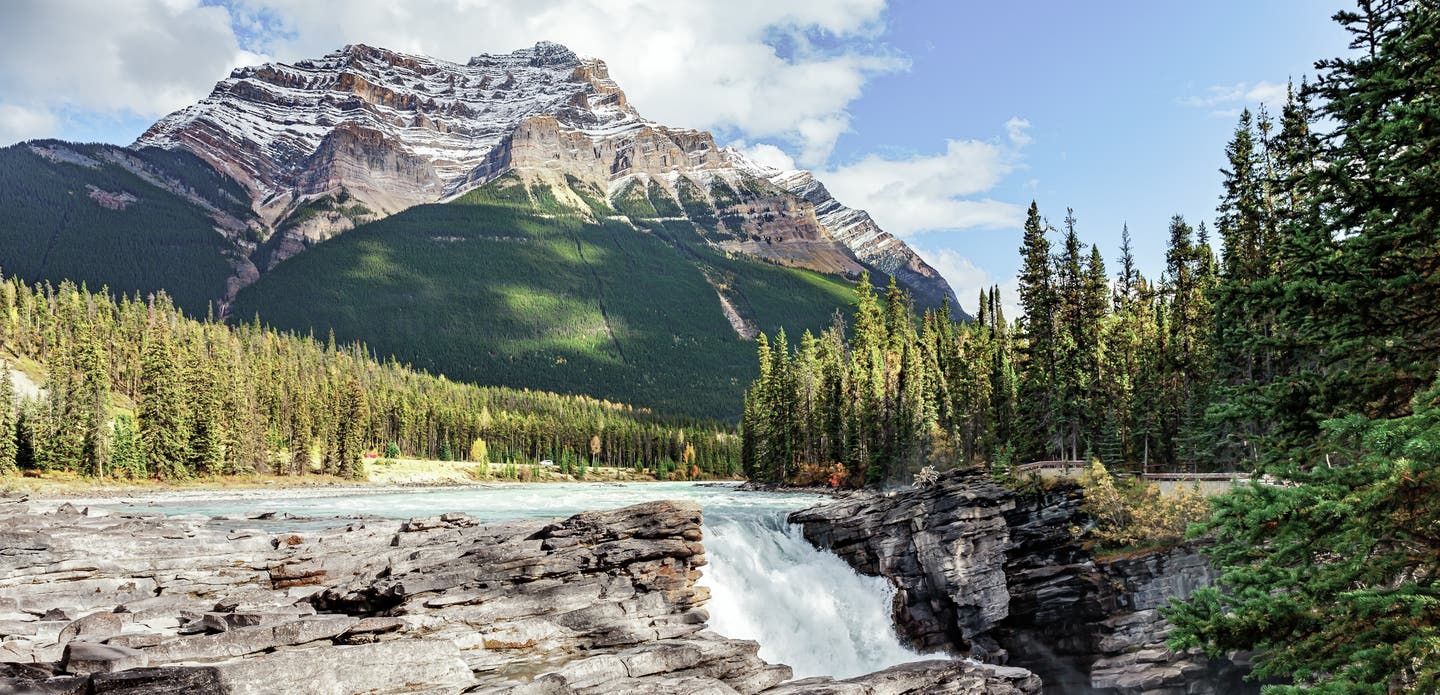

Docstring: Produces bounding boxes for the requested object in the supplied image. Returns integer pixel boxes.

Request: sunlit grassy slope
[231,175,857,419]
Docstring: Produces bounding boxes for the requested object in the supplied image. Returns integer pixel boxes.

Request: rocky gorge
[0,494,1040,694]
[789,470,1253,694]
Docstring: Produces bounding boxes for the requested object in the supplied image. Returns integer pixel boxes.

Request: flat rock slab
[3,497,1042,694]
[62,641,148,676]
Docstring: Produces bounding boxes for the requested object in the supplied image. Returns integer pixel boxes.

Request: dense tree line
[746,0,1440,689]
[741,201,1231,485]
[1166,2,1440,691]
[0,273,740,479]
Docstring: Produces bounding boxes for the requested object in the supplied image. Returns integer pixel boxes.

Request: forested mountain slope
[231,173,858,419]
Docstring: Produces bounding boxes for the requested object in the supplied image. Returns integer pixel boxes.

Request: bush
[1077,460,1209,552]
[791,462,847,487]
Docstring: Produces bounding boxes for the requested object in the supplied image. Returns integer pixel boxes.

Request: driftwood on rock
[0,495,1039,694]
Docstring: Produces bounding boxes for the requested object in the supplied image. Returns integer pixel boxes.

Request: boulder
[61,642,148,676]
[56,612,123,645]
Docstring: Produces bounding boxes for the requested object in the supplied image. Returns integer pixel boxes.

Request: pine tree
[0,370,15,475]
[139,333,190,479]
[1169,3,1440,690]
[335,377,369,479]
[1015,202,1057,460]
[110,413,143,478]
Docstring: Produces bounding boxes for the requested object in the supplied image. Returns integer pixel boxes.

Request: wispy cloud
[1179,80,1289,118]
[912,247,1021,319]
[1004,117,1033,147]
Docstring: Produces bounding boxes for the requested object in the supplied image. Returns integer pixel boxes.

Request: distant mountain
[0,42,963,417]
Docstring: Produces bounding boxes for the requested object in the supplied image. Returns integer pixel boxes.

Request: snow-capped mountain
[135,41,957,309]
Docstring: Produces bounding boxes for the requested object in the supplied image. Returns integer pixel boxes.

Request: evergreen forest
[0,273,741,481]
[743,2,1440,691]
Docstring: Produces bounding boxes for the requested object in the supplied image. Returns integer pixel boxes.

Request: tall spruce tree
[139,331,190,479]
[1015,202,1057,460]
[0,370,15,475]
[1169,2,1440,690]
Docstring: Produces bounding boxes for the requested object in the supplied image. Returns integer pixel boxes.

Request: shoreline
[2,471,746,503]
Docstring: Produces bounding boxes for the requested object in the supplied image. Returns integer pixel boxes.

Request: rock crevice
[789,470,1252,694]
[0,496,1037,694]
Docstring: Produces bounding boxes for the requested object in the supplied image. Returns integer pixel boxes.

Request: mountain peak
[128,42,955,311]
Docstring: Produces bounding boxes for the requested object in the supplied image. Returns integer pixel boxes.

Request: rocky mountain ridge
[133,41,958,309]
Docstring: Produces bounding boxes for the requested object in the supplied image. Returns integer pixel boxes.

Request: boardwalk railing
[1013,460,1089,474]
[1141,464,1251,481]
[1013,460,1252,482]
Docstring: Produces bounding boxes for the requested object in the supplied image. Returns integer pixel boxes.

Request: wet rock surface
[789,470,1254,694]
[0,496,1037,694]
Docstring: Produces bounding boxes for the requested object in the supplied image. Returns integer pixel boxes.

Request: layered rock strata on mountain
[133,41,957,307]
[0,497,1039,694]
[788,470,1252,694]
[726,150,960,312]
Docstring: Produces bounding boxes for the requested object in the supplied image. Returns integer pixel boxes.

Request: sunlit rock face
[137,42,958,309]
[790,470,1255,694]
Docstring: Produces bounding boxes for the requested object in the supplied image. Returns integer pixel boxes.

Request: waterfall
[699,509,935,679]
[95,482,938,679]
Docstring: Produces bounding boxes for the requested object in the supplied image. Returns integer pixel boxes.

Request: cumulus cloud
[0,0,263,143]
[913,247,1021,319]
[732,142,799,172]
[817,131,1027,236]
[0,103,57,143]
[1180,80,1289,117]
[225,0,904,166]
[0,0,902,158]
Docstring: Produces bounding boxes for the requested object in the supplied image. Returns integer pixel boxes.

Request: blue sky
[836,1,1350,309]
[0,0,1353,315]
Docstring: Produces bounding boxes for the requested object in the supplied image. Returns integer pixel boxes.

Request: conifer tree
[335,377,369,479]
[1015,202,1057,460]
[139,332,190,479]
[0,370,15,475]
[1170,3,1440,689]
[110,414,143,478]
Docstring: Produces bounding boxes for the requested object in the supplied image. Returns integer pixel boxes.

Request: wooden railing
[1141,465,1251,481]
[1014,460,1252,482]
[1013,460,1088,473]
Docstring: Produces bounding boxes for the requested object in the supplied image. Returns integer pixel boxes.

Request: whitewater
[99,481,936,679]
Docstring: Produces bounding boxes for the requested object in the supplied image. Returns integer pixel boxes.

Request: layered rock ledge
[0,497,1038,694]
[789,470,1253,695]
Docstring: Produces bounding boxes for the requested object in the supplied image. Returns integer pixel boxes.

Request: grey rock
[2,497,1039,695]
[60,641,147,676]
[791,469,1252,694]
[56,612,123,645]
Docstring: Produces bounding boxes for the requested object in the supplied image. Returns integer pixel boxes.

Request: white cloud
[0,104,57,143]
[914,247,1020,319]
[0,0,263,143]
[1004,117,1032,147]
[1,0,903,160]
[226,0,904,166]
[733,142,798,172]
[1180,80,1289,117]
[817,130,1027,236]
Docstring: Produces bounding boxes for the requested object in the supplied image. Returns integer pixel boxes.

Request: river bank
[0,458,743,501]
[0,487,1041,694]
